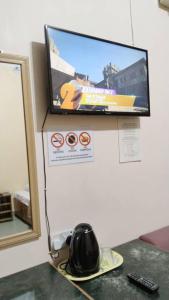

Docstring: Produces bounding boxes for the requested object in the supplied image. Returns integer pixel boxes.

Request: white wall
[0,0,169,278]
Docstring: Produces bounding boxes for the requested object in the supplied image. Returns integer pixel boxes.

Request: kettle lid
[74,223,92,233]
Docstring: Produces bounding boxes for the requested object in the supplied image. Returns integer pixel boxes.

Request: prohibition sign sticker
[79,132,91,146]
[66,132,78,147]
[51,132,64,148]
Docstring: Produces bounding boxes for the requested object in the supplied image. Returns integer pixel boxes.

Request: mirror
[0,53,40,249]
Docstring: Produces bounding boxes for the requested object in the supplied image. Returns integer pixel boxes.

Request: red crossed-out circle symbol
[65,132,78,147]
[51,132,64,148]
[79,132,91,146]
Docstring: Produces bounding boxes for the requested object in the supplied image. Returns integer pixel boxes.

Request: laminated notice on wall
[118,117,141,163]
[47,130,94,166]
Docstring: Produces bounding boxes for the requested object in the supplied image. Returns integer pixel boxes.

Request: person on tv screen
[60,73,90,110]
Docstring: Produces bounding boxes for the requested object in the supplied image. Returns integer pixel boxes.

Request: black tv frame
[44,25,150,116]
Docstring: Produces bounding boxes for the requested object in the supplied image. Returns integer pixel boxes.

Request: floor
[0,216,31,238]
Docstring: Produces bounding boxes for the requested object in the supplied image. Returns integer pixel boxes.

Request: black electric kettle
[66,223,100,277]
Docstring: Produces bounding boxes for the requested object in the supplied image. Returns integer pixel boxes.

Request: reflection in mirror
[0,62,31,236]
[0,54,40,249]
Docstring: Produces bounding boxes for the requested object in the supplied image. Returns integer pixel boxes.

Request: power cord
[41,107,58,261]
[129,0,135,46]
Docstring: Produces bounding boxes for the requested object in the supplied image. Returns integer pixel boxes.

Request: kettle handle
[66,235,72,246]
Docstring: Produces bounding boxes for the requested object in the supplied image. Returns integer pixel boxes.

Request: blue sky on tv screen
[48,28,147,83]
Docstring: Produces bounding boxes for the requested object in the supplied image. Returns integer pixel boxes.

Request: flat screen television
[45,25,150,116]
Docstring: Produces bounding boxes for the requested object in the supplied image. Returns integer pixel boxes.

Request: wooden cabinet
[0,193,13,222]
[14,198,32,225]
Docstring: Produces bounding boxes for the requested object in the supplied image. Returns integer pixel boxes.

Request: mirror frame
[0,53,41,249]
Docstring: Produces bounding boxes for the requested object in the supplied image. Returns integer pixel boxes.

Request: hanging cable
[41,107,53,257]
[129,0,135,46]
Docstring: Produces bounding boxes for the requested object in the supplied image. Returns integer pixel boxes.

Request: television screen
[45,25,150,116]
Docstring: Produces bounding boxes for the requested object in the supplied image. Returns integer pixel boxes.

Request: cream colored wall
[0,0,169,278]
[0,63,28,194]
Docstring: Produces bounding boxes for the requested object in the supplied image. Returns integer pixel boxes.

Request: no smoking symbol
[51,133,64,148]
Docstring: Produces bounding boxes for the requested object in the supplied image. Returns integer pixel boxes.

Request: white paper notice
[47,130,94,166]
[118,118,141,163]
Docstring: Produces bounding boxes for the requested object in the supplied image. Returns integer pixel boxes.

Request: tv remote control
[127,273,159,293]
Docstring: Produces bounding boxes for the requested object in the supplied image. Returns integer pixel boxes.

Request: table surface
[1,239,169,300]
[77,239,169,300]
[0,262,88,300]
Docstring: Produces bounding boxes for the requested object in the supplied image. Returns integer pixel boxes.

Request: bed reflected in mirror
[0,54,40,248]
